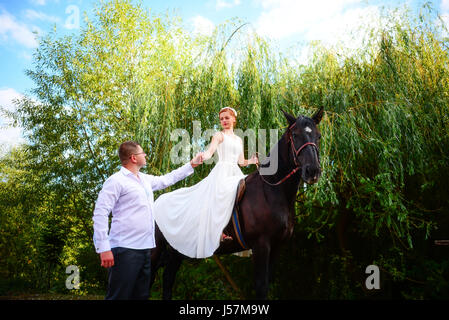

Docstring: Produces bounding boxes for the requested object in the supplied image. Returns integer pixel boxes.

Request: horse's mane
[258,128,289,169]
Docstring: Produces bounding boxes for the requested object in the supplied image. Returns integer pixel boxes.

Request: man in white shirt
[92,140,203,300]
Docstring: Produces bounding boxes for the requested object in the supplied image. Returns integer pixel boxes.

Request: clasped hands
[190,152,259,168]
[190,152,205,168]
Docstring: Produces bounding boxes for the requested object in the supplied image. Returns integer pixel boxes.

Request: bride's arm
[238,153,258,167]
[238,137,259,167]
[202,132,222,161]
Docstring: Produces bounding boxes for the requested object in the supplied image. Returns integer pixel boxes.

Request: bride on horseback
[154,107,258,258]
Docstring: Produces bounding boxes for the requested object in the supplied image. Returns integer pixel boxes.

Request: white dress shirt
[92,162,194,253]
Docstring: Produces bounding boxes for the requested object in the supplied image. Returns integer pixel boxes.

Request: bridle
[257,122,319,186]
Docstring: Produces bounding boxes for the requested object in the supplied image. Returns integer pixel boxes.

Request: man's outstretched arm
[150,152,203,191]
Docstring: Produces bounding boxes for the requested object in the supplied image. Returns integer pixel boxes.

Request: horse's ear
[312,107,324,125]
[281,109,297,127]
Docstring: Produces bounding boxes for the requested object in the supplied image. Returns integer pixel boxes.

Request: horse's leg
[162,249,183,300]
[149,244,163,291]
[268,244,281,284]
[150,225,166,292]
[252,239,271,299]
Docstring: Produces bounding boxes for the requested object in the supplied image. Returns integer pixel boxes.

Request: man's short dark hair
[118,141,141,164]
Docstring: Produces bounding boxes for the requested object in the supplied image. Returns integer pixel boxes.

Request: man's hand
[190,152,204,168]
[100,250,114,268]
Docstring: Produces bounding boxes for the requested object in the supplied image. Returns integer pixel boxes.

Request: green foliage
[1,0,448,299]
[297,6,449,248]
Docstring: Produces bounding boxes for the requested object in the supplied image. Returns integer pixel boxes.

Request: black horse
[150,108,323,299]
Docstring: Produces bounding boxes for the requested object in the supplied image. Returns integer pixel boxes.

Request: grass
[0,293,105,300]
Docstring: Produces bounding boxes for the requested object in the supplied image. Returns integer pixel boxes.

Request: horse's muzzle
[302,164,321,184]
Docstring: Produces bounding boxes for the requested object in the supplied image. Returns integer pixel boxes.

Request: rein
[257,123,318,186]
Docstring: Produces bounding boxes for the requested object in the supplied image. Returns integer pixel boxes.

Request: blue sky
[0,0,448,151]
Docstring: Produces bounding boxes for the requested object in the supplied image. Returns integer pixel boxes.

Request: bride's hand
[250,154,259,165]
[190,152,204,168]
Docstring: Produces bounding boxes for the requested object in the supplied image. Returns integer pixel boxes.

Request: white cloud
[0,10,38,48]
[255,0,365,40]
[216,0,241,10]
[441,0,449,33]
[0,88,22,120]
[308,6,381,49]
[251,0,392,66]
[0,126,23,154]
[30,0,47,6]
[24,9,61,23]
[442,0,449,12]
[191,15,215,36]
[0,88,24,151]
[21,51,33,61]
[29,0,61,6]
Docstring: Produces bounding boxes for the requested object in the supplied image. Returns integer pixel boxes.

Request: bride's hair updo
[219,106,237,118]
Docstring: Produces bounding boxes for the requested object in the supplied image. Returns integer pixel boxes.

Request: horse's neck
[283,173,301,199]
[261,138,302,203]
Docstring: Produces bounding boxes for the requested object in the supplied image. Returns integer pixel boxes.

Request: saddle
[236,178,246,204]
[231,178,249,250]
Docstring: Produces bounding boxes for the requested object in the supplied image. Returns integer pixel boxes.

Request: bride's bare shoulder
[213,131,224,143]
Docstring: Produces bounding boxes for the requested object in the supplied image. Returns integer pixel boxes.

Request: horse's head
[282,108,323,184]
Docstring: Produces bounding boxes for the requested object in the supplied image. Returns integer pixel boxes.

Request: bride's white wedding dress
[154,132,245,258]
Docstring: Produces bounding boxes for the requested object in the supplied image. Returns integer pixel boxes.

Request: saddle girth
[232,179,249,250]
